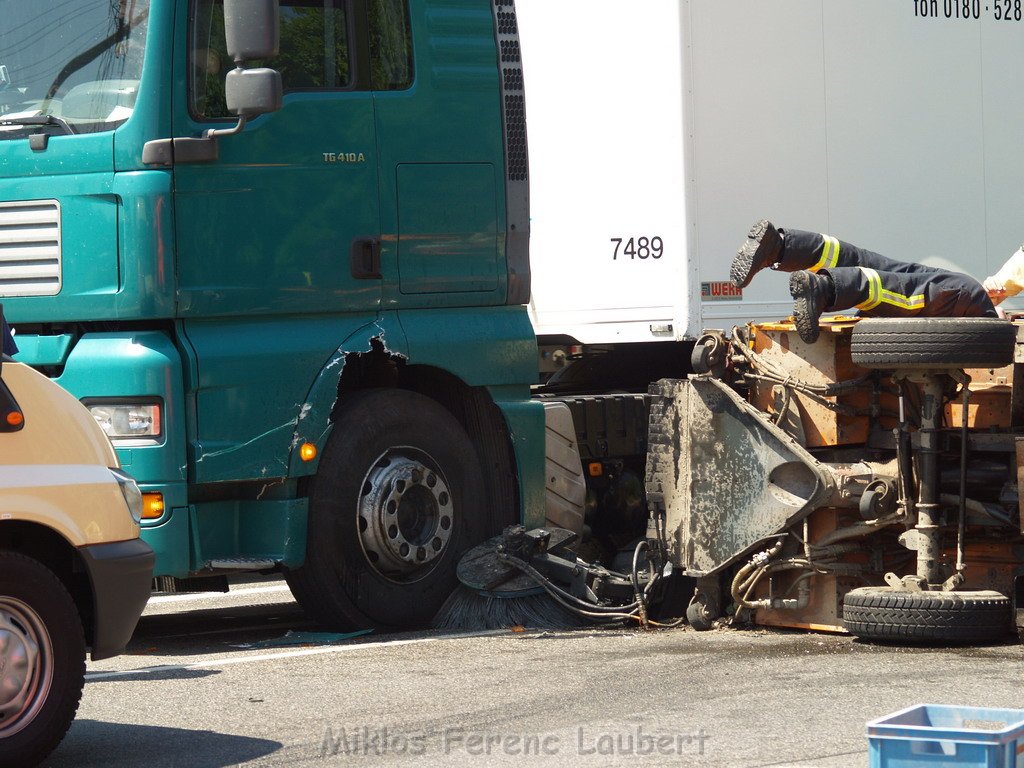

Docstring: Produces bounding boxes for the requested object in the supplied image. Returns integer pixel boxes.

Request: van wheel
[0,552,85,767]
[287,390,489,630]
[842,586,1012,644]
[850,318,1016,369]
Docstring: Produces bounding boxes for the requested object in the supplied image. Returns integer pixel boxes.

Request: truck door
[173,0,383,318]
[372,0,508,307]
[167,0,414,485]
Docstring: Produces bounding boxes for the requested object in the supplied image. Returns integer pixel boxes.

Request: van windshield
[0,0,149,139]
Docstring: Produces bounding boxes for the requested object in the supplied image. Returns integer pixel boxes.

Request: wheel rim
[356,448,455,582]
[0,596,52,738]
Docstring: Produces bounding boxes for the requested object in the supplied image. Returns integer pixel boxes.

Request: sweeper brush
[433,524,683,630]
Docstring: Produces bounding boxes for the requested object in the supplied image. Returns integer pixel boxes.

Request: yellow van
[0,352,154,766]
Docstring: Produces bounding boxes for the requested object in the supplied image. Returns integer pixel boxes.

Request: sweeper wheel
[842,587,1012,644]
[850,317,1015,370]
[686,591,720,631]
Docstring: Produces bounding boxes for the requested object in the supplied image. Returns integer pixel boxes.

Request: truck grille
[0,200,61,296]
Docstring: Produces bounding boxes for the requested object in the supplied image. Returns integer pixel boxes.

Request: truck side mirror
[222,0,282,120]
[141,0,283,165]
[224,0,280,62]
[225,68,282,118]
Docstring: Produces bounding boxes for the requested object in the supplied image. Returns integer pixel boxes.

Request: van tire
[0,551,85,768]
[842,586,1012,644]
[850,318,1016,369]
[286,389,489,630]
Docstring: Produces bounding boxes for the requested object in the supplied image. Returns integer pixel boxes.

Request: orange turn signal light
[299,442,318,462]
[588,462,603,478]
[141,492,165,519]
[6,410,23,427]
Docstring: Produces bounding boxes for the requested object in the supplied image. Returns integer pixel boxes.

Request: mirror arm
[205,115,247,140]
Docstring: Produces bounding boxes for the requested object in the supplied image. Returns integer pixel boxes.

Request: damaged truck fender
[286,319,409,478]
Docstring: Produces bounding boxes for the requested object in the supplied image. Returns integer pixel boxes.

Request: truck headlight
[110,468,143,524]
[86,400,162,441]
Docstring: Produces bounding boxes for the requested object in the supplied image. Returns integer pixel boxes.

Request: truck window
[0,0,149,136]
[369,0,413,90]
[190,0,412,120]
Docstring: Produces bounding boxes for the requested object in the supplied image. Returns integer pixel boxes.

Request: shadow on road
[122,601,315,659]
[85,666,221,684]
[44,719,282,767]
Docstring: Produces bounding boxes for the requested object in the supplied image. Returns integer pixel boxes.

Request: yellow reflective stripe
[855,266,925,311]
[810,235,841,272]
[825,236,841,269]
[879,289,925,311]
[855,267,882,310]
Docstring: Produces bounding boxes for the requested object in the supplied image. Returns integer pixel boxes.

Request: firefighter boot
[731,219,783,288]
[789,270,833,344]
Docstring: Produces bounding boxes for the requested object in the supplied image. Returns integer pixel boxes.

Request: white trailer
[521,0,1024,345]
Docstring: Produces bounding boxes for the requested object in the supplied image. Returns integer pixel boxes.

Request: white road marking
[85,630,508,681]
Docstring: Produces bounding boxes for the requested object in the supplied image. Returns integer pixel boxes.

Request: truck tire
[0,551,86,768]
[850,318,1016,369]
[286,389,490,630]
[842,586,1012,644]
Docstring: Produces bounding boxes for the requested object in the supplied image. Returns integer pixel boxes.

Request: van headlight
[110,468,143,524]
[86,400,161,442]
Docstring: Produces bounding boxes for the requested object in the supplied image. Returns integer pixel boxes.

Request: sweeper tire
[686,591,720,631]
[842,586,1012,644]
[849,317,1016,370]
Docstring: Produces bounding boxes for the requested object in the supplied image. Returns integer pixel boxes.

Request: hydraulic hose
[631,540,653,626]
[497,553,642,621]
[731,541,864,611]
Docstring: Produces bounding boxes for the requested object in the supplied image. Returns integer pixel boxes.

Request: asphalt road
[42,577,1024,768]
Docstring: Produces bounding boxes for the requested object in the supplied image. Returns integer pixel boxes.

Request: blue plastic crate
[867,704,1024,768]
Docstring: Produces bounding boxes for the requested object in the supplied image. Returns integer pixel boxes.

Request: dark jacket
[2,320,17,356]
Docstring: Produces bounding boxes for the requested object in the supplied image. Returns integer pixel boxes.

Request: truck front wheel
[287,389,489,630]
[0,551,86,768]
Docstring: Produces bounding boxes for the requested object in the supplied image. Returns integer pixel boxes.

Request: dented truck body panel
[180,313,390,484]
[0,0,544,593]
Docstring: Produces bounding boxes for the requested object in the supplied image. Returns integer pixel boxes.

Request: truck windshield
[0,0,149,139]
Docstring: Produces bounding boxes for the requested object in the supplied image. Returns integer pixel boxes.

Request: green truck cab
[0,0,543,629]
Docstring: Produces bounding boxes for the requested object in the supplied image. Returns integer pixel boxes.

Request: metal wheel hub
[357,451,454,579]
[0,597,48,736]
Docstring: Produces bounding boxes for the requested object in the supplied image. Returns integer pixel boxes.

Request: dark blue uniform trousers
[779,229,997,318]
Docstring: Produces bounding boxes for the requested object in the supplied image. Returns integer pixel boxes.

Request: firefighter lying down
[731,219,1024,342]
